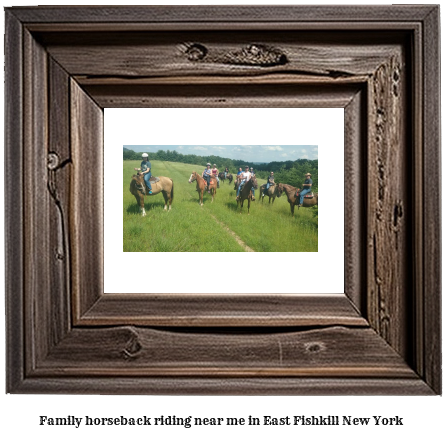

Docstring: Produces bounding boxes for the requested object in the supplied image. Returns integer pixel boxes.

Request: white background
[1,1,442,438]
[105,108,344,294]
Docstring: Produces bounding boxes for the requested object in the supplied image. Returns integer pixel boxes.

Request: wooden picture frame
[5,5,441,394]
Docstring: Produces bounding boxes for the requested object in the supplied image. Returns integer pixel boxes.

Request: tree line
[124,148,318,191]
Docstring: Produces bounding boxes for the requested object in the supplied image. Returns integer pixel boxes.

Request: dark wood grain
[80,294,367,327]
[422,6,441,394]
[13,377,434,396]
[366,52,409,357]
[8,5,436,24]
[70,80,104,320]
[23,29,50,372]
[5,10,24,393]
[82,82,361,109]
[42,33,401,79]
[48,58,72,345]
[4,5,441,395]
[344,89,366,314]
[38,326,415,378]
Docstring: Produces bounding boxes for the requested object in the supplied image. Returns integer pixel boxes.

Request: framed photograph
[105,107,342,296]
[5,5,441,394]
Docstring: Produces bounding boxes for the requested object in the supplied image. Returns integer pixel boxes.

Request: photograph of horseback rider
[236,165,255,201]
[134,152,153,195]
[249,167,256,198]
[212,163,220,188]
[299,172,313,206]
[263,171,275,197]
[202,163,212,192]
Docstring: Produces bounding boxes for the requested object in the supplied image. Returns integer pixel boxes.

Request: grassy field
[123,160,318,252]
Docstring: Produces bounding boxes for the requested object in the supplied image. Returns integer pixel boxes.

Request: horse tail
[170,178,174,204]
[129,178,136,196]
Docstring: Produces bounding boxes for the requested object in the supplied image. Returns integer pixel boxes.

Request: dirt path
[210,214,255,252]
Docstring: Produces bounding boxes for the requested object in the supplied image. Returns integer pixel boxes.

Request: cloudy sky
[124,144,318,163]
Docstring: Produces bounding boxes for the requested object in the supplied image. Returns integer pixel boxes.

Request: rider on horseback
[212,164,220,188]
[263,171,275,197]
[236,165,255,201]
[250,167,256,198]
[202,163,212,192]
[134,152,153,195]
[299,172,313,206]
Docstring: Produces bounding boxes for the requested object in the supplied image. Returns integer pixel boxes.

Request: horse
[234,175,242,192]
[220,172,233,184]
[295,188,318,209]
[236,174,258,214]
[208,175,217,201]
[280,183,318,217]
[259,182,282,204]
[130,173,174,216]
[188,172,216,205]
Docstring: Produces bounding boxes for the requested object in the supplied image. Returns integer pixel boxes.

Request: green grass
[124,160,318,252]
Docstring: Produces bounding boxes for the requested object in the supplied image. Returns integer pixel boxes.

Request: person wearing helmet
[134,153,153,195]
[202,163,212,192]
[299,172,313,206]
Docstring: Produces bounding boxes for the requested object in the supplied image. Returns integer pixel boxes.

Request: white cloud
[212,146,226,151]
[301,154,309,159]
[301,149,307,153]
[281,153,288,157]
[193,146,207,151]
[264,146,283,151]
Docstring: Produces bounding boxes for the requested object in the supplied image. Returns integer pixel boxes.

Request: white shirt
[242,171,251,182]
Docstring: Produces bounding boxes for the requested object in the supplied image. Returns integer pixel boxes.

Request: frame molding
[5,6,441,394]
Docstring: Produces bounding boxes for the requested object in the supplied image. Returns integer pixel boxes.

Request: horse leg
[162,190,168,210]
[248,198,251,215]
[290,203,295,217]
[140,196,146,217]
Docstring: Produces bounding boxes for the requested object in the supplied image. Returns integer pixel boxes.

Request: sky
[123,144,318,163]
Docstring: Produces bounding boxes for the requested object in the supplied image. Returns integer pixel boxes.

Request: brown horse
[259,183,282,204]
[208,175,217,201]
[188,171,205,206]
[188,172,217,205]
[219,172,233,184]
[130,173,174,216]
[295,188,318,209]
[236,174,258,214]
[280,183,318,217]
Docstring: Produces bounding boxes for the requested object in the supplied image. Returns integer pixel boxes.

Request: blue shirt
[304,178,313,189]
[141,160,151,173]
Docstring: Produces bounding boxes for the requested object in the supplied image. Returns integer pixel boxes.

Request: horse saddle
[304,192,314,199]
[148,176,160,183]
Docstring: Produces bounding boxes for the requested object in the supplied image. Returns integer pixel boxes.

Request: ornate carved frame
[5,6,441,394]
